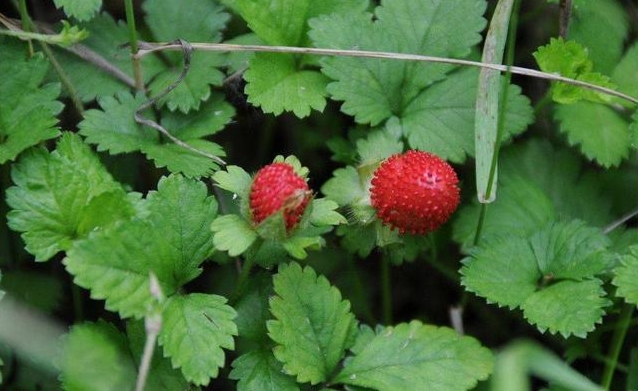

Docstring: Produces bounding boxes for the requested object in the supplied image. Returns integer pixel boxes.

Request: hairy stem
[39,41,84,115]
[17,0,33,56]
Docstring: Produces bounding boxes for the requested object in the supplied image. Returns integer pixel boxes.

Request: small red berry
[370,150,460,235]
[249,162,311,232]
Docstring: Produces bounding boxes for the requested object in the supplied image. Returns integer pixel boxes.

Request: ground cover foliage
[1,0,638,390]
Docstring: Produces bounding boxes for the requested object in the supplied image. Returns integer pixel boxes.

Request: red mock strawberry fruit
[249,162,311,232]
[370,150,460,235]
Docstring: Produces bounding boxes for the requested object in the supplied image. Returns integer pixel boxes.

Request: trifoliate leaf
[568,0,628,75]
[334,321,494,391]
[125,320,192,391]
[533,38,616,104]
[453,177,556,251]
[159,293,237,385]
[612,245,638,305]
[64,174,217,318]
[461,220,612,337]
[60,321,136,391]
[612,43,638,101]
[211,214,258,257]
[53,14,164,102]
[280,236,324,259]
[0,54,62,164]
[226,0,367,117]
[53,0,100,21]
[401,67,533,163]
[78,91,158,154]
[268,262,357,384]
[6,133,128,261]
[321,166,368,207]
[230,349,299,391]
[244,53,329,117]
[144,0,229,113]
[555,101,630,167]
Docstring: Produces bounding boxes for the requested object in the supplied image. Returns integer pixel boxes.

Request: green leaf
[142,139,226,178]
[268,262,357,384]
[401,67,533,163]
[147,52,226,113]
[453,177,556,251]
[567,0,628,75]
[321,166,368,207]
[53,0,101,21]
[60,321,136,391]
[144,0,229,113]
[145,174,218,281]
[227,0,367,117]
[533,38,616,104]
[213,165,253,197]
[159,93,235,140]
[461,220,612,337]
[6,133,127,261]
[498,139,613,226]
[612,245,638,305]
[355,130,403,167]
[225,0,368,46]
[78,91,158,154]
[244,53,329,118]
[308,198,347,226]
[309,1,530,162]
[0,54,62,164]
[211,214,258,256]
[233,271,272,341]
[554,101,630,167]
[158,293,237,385]
[64,174,217,318]
[230,350,299,391]
[334,321,493,391]
[612,43,638,101]
[53,14,164,102]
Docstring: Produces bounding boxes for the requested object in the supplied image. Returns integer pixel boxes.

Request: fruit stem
[231,251,257,303]
[601,303,634,390]
[380,253,392,325]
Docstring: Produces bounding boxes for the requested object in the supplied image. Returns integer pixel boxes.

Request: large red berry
[249,162,311,232]
[370,150,460,235]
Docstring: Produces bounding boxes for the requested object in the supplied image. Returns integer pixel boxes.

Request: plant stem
[124,0,144,91]
[135,313,161,391]
[380,254,392,325]
[231,253,256,303]
[38,42,84,115]
[17,0,33,56]
[601,304,634,389]
[134,41,638,105]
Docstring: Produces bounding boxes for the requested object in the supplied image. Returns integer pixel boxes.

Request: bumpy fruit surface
[249,162,311,231]
[370,150,460,235]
